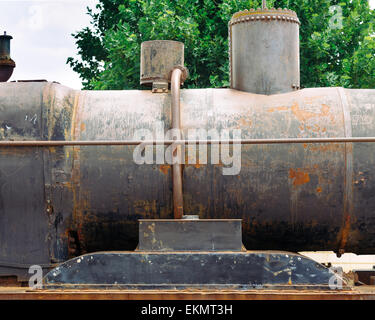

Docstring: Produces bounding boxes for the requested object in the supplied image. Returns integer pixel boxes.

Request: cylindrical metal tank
[230,8,300,94]
[1,82,375,279]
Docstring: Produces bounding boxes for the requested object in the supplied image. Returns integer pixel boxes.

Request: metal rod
[171,68,184,219]
[2,137,375,147]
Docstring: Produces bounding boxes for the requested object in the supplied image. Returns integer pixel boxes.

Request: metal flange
[229,8,301,26]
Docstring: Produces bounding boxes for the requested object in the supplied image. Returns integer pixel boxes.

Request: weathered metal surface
[1,82,375,281]
[0,82,76,280]
[138,219,242,251]
[0,32,15,82]
[140,40,185,90]
[42,251,344,290]
[230,8,300,94]
[4,137,375,146]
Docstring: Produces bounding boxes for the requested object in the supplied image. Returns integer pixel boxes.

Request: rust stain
[70,92,88,255]
[291,103,334,123]
[305,143,343,153]
[316,187,322,193]
[268,102,335,125]
[289,168,310,186]
[80,122,86,132]
[159,164,171,175]
[70,92,80,138]
[339,215,351,249]
[267,106,289,113]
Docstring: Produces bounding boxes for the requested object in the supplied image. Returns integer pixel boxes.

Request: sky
[0,0,374,90]
[0,0,99,89]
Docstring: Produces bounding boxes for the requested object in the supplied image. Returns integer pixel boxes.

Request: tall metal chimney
[0,31,16,82]
[229,7,300,95]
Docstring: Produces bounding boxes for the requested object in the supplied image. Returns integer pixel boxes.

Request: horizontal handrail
[0,137,375,147]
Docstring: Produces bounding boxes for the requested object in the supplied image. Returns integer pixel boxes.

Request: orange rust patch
[305,143,343,153]
[291,102,333,123]
[289,168,310,186]
[159,164,171,175]
[339,215,351,249]
[268,102,335,125]
[267,106,289,113]
[316,187,322,193]
[80,122,86,132]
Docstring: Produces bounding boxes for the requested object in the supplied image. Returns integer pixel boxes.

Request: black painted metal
[138,219,243,251]
[43,251,345,290]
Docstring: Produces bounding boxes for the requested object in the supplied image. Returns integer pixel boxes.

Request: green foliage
[68,0,375,90]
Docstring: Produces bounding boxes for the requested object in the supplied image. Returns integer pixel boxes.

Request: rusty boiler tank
[1,8,375,281]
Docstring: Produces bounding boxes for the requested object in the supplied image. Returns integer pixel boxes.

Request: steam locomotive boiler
[0,6,375,290]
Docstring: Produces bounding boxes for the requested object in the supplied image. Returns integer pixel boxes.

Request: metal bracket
[152,81,169,93]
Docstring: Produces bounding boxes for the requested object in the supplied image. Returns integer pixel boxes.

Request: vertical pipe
[171,68,184,219]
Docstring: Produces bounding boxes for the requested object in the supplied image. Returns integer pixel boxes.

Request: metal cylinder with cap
[140,40,185,92]
[229,8,300,95]
[0,31,16,82]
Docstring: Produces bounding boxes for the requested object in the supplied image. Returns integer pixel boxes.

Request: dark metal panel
[138,219,242,251]
[0,82,77,280]
[43,251,343,290]
[0,82,49,280]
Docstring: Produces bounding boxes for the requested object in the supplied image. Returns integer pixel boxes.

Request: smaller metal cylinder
[229,8,300,95]
[140,40,185,92]
[0,31,15,82]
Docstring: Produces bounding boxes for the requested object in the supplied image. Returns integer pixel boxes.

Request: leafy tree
[67,0,375,90]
